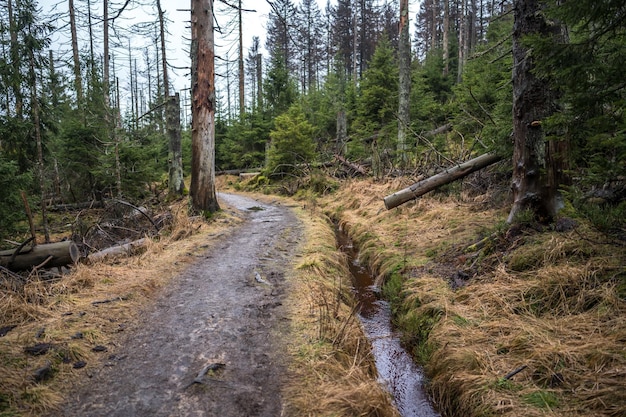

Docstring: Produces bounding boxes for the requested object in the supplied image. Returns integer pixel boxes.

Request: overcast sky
[37,0,421,109]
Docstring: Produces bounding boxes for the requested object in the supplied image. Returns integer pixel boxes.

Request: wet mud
[56,193,302,417]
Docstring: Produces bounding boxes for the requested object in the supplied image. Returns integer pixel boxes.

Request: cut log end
[0,241,81,272]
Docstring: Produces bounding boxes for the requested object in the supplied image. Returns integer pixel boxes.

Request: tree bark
[397,0,411,167]
[167,93,184,195]
[28,27,49,243]
[256,53,263,110]
[443,0,449,75]
[68,0,83,107]
[507,0,563,223]
[0,241,80,271]
[383,153,502,209]
[157,1,184,197]
[190,0,220,213]
[157,0,169,98]
[7,0,22,117]
[238,0,245,117]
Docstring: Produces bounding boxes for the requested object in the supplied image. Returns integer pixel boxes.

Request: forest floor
[51,193,302,416]
[2,174,624,417]
[1,184,397,417]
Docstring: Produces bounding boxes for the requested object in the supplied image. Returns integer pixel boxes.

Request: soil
[53,193,303,417]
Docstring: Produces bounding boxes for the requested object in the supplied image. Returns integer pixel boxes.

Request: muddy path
[55,193,303,417]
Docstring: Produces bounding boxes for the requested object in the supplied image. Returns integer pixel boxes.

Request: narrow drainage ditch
[336,226,440,417]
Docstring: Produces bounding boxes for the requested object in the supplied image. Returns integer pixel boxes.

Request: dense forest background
[1,0,624,242]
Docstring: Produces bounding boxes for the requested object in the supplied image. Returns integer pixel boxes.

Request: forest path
[57,193,303,417]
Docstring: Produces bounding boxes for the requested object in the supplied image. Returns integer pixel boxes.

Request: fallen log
[383,153,502,210]
[424,123,453,137]
[239,172,261,181]
[87,238,148,262]
[334,154,367,175]
[0,241,80,271]
[48,200,105,212]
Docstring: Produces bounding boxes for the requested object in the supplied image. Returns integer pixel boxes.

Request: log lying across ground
[383,153,502,210]
[334,154,367,175]
[88,238,148,262]
[0,241,81,271]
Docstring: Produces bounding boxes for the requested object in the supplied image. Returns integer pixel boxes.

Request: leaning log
[383,153,502,210]
[87,238,148,262]
[0,241,80,271]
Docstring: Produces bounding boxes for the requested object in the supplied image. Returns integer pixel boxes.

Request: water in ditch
[336,227,440,417]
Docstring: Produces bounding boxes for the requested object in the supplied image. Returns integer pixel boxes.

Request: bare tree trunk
[190,0,220,213]
[128,40,134,128]
[256,53,263,110]
[28,37,49,243]
[87,0,95,75]
[238,0,245,117]
[7,0,22,117]
[157,0,169,97]
[397,0,411,167]
[429,0,437,51]
[133,58,139,124]
[507,0,563,223]
[443,0,450,76]
[457,0,466,83]
[157,0,184,196]
[167,93,184,195]
[68,0,83,106]
[103,0,109,108]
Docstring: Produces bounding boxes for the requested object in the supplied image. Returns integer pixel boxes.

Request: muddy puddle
[336,228,440,417]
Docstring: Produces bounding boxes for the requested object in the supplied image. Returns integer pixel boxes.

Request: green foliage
[216,110,270,170]
[410,50,452,131]
[452,14,514,156]
[530,0,626,188]
[522,390,560,409]
[264,52,298,118]
[352,36,399,159]
[0,155,32,240]
[266,105,316,176]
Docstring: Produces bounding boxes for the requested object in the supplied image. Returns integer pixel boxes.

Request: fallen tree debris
[92,297,126,306]
[0,241,80,272]
[87,238,148,262]
[334,154,367,176]
[92,296,128,306]
[383,153,502,209]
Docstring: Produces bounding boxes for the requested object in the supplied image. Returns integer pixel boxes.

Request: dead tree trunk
[167,93,184,195]
[507,0,564,223]
[190,0,220,213]
[397,0,411,167]
[0,241,80,271]
[383,153,502,209]
[68,0,83,107]
[238,0,244,117]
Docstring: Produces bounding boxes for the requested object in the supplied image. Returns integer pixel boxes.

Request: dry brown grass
[282,205,400,417]
[322,178,626,417]
[0,198,243,416]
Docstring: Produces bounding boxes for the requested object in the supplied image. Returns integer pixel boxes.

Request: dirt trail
[56,193,303,417]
